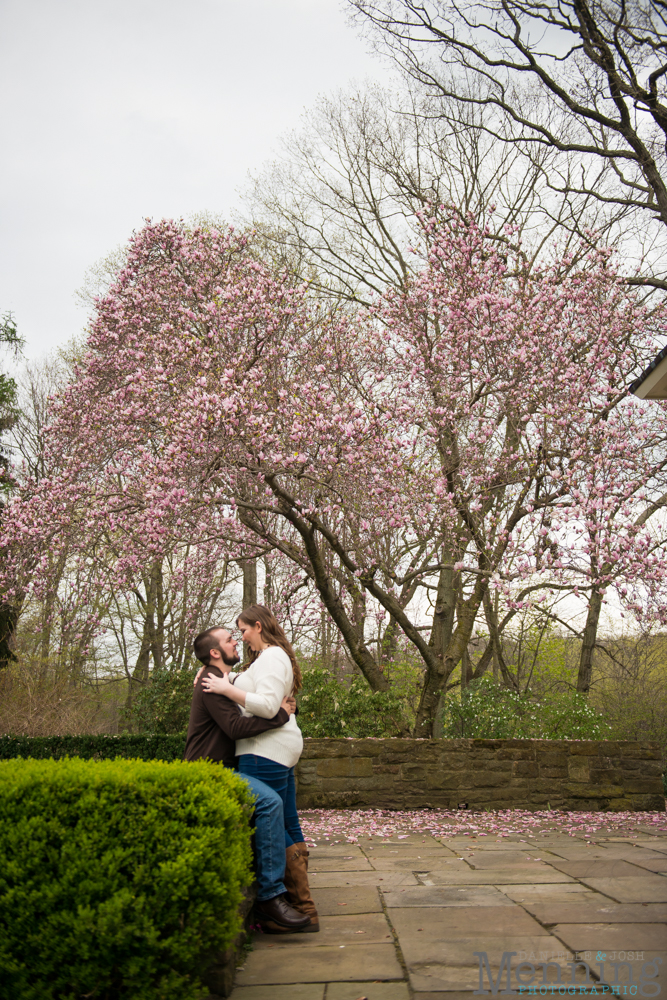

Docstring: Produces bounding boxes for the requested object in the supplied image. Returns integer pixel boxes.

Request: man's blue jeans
[238,754,305,847]
[238,773,287,901]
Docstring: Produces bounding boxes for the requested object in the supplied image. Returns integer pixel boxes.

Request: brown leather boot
[253,893,311,933]
[284,842,320,933]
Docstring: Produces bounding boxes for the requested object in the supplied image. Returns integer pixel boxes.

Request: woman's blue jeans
[236,773,287,902]
[238,754,304,847]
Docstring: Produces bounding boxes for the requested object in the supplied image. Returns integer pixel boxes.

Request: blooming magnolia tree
[350,219,667,728]
[4,217,667,735]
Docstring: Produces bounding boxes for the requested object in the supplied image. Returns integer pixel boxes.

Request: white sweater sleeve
[243,647,291,718]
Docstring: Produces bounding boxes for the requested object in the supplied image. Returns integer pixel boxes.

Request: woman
[201,604,319,933]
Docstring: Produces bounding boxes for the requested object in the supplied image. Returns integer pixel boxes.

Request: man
[184,625,310,933]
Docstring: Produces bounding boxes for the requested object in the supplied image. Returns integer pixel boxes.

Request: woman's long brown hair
[236,604,302,693]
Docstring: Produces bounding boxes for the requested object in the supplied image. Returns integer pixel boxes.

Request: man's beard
[221,650,241,667]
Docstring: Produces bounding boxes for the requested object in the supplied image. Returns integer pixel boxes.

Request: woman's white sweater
[234,645,303,768]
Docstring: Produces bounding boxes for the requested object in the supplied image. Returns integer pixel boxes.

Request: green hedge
[0,757,254,1000]
[0,734,186,761]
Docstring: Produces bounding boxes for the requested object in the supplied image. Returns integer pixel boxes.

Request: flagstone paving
[631,857,667,872]
[580,875,667,903]
[309,857,375,871]
[545,860,651,877]
[553,923,667,950]
[228,823,667,1000]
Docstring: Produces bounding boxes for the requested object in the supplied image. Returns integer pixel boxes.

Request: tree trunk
[471,640,493,681]
[125,565,160,718]
[413,559,489,737]
[263,557,273,608]
[483,589,517,691]
[414,563,457,735]
[316,577,387,690]
[577,587,604,694]
[299,534,389,691]
[125,625,151,720]
[415,602,484,736]
[241,558,258,609]
[239,559,258,662]
[461,645,471,689]
[431,563,456,658]
[0,600,19,671]
[152,563,165,671]
[380,615,399,664]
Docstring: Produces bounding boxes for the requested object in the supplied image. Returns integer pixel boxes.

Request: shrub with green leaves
[441,675,612,740]
[0,757,255,1000]
[123,666,198,734]
[297,663,410,737]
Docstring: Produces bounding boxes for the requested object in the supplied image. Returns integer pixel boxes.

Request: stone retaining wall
[295,738,665,811]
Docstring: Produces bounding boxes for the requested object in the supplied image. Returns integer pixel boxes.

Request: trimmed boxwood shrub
[0,757,255,1000]
[0,734,186,762]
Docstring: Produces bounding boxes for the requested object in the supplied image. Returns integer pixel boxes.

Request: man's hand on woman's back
[281,695,296,715]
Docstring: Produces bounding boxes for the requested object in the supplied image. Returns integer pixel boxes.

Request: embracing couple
[183,604,318,935]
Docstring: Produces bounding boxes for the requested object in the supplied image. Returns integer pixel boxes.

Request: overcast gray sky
[0,0,386,356]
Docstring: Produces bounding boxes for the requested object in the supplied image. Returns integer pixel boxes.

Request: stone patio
[229,824,667,1000]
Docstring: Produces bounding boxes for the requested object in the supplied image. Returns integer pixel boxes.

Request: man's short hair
[193,626,226,666]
